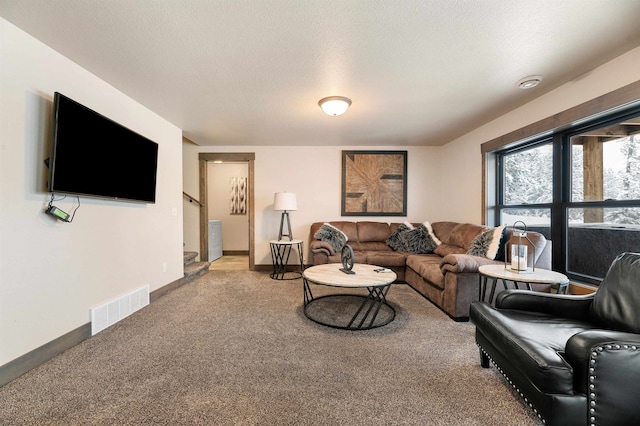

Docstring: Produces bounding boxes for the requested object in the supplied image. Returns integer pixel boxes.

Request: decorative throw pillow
[493,228,509,261]
[386,221,414,251]
[467,226,506,260]
[401,222,441,254]
[423,221,442,247]
[314,223,348,252]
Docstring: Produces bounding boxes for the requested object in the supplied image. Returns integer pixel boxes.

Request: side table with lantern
[478,264,570,304]
[478,221,570,303]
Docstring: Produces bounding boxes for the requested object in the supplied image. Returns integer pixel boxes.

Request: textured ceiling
[2,0,640,146]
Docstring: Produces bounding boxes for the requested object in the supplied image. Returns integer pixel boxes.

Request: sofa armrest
[496,290,594,320]
[440,254,500,274]
[309,240,335,256]
[564,329,640,420]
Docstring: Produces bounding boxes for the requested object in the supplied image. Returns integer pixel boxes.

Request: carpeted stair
[183,251,211,280]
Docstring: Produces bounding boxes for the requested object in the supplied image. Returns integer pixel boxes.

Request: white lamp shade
[318,96,352,116]
[274,192,297,211]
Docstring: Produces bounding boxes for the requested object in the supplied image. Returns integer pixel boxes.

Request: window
[502,142,553,205]
[495,111,640,284]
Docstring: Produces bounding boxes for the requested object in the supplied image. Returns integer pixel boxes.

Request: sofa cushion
[349,241,391,252]
[430,222,461,244]
[433,244,467,257]
[448,223,487,249]
[590,252,640,333]
[406,255,444,289]
[314,223,348,252]
[365,251,408,267]
[471,302,595,394]
[357,221,392,243]
[327,251,368,265]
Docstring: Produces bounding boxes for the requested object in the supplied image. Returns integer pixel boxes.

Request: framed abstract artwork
[341,150,407,216]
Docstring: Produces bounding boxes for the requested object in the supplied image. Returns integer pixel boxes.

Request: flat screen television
[48,92,159,203]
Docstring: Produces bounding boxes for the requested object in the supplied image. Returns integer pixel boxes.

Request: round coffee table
[478,264,569,304]
[302,263,397,330]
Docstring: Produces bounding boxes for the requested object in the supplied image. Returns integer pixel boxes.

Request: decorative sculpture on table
[340,245,355,274]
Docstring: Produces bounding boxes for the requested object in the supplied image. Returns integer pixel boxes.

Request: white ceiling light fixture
[516,76,543,89]
[318,96,352,116]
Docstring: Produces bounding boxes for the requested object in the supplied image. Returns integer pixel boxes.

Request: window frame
[483,81,640,284]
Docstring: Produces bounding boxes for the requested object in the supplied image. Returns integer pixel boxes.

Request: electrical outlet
[162,262,167,273]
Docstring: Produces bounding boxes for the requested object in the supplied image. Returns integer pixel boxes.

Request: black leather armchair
[470,252,640,426]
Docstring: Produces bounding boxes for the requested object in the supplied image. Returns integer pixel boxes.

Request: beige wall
[0,18,184,366]
[207,162,250,251]
[183,146,442,265]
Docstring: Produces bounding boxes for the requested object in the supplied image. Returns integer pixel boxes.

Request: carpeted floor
[0,270,542,425]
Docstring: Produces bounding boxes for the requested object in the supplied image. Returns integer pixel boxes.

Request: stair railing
[183,192,202,206]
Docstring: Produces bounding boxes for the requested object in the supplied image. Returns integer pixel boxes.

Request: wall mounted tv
[48,92,159,203]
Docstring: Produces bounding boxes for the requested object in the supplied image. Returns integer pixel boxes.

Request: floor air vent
[90,285,149,335]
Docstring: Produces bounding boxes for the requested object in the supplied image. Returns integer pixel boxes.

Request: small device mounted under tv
[48,92,159,203]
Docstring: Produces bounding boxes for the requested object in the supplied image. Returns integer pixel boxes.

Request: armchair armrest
[309,240,335,257]
[440,254,499,274]
[496,290,594,321]
[564,330,640,422]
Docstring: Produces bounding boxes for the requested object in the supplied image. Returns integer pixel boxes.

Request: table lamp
[274,192,297,240]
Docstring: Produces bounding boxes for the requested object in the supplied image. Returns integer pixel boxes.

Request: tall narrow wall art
[230,177,247,215]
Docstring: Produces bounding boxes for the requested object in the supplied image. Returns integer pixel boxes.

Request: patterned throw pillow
[402,221,442,254]
[314,223,348,252]
[387,221,414,251]
[467,226,506,260]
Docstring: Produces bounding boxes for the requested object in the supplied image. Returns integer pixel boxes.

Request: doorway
[199,153,255,270]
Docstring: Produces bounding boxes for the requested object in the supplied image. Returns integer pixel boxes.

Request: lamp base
[278,211,293,241]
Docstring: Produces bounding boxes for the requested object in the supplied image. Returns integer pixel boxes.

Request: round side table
[269,239,304,280]
[478,264,569,304]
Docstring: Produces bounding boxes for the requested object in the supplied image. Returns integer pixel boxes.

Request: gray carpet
[0,270,542,425]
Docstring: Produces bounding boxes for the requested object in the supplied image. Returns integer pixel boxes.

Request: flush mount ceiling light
[318,96,352,116]
[517,76,543,89]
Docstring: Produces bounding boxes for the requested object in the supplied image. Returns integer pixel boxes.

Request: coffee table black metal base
[303,280,395,330]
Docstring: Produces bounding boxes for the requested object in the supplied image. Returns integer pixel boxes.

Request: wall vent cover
[90,285,149,335]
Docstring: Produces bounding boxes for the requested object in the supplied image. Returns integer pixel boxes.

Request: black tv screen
[48,92,159,203]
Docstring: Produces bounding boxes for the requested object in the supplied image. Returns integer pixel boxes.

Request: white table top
[303,263,397,288]
[479,264,569,284]
[269,239,303,245]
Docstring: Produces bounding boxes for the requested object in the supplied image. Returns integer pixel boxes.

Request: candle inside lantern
[511,245,528,271]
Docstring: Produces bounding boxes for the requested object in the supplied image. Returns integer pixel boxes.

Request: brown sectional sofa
[309,221,552,321]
